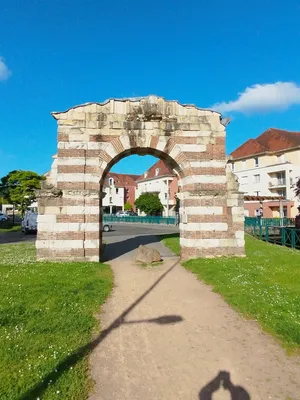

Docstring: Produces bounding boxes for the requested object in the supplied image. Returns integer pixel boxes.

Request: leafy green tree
[124,201,132,211]
[0,170,45,216]
[135,193,163,216]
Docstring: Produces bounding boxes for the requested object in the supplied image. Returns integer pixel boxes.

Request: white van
[22,211,38,234]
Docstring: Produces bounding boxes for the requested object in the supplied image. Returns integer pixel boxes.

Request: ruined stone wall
[36,96,245,261]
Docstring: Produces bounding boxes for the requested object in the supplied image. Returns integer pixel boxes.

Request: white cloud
[212,82,300,114]
[0,57,12,81]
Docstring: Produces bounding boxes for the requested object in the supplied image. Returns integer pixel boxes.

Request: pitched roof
[104,172,139,187]
[230,128,300,159]
[136,159,175,182]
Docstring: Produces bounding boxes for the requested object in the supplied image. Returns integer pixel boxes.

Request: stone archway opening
[36,96,245,262]
[98,148,184,260]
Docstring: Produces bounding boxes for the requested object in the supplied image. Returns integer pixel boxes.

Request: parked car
[125,211,138,216]
[22,211,38,234]
[116,211,127,217]
[103,223,112,232]
[0,212,9,222]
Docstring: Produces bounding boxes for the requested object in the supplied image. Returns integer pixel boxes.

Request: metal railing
[103,215,177,225]
[245,217,300,250]
[244,217,295,227]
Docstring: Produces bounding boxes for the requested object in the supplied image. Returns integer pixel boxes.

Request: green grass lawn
[0,242,113,400]
[161,234,300,351]
[0,223,21,233]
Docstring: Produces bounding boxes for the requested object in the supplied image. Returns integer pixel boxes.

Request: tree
[135,193,164,216]
[124,201,132,211]
[0,170,45,216]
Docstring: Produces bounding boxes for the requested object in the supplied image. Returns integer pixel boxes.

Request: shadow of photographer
[199,370,250,399]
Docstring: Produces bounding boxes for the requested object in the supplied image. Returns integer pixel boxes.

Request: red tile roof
[104,172,139,187]
[136,159,175,182]
[230,128,300,159]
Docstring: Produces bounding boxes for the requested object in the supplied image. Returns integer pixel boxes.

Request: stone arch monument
[36,96,244,261]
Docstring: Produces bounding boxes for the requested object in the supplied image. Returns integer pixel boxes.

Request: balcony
[269,179,286,188]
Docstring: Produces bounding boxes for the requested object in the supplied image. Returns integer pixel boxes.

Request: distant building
[135,160,178,217]
[228,128,300,217]
[102,172,139,214]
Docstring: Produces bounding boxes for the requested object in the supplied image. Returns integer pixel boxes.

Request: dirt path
[89,241,300,400]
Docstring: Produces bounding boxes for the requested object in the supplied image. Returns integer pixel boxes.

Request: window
[116,188,119,194]
[277,154,285,163]
[231,163,235,171]
[165,193,168,199]
[253,174,260,183]
[277,189,286,198]
[240,176,248,185]
[109,178,114,185]
[254,157,259,167]
[276,171,286,186]
[109,197,113,204]
[155,168,160,176]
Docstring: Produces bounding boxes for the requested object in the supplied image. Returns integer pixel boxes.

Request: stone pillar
[36,187,102,262]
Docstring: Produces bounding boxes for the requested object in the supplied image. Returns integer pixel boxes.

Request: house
[135,159,178,217]
[228,128,300,217]
[102,172,139,214]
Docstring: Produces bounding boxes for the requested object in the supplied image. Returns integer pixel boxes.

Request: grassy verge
[159,233,180,256]
[0,223,22,233]
[0,242,113,399]
[160,234,300,351]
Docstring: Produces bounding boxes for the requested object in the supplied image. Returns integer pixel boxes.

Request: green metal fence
[103,215,177,225]
[244,217,295,227]
[245,217,300,250]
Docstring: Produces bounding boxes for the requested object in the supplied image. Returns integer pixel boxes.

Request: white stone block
[36,240,84,249]
[235,231,244,239]
[179,222,228,231]
[37,214,56,223]
[119,135,131,150]
[58,142,87,150]
[57,173,85,182]
[184,206,223,215]
[168,145,181,160]
[114,101,126,114]
[180,144,206,153]
[83,223,100,232]
[156,137,168,151]
[87,142,108,150]
[84,174,100,183]
[181,130,210,137]
[232,206,244,215]
[84,240,100,248]
[232,215,245,223]
[105,143,118,158]
[86,158,101,166]
[227,198,240,207]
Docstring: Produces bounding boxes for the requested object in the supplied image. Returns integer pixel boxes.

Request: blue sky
[1,0,300,177]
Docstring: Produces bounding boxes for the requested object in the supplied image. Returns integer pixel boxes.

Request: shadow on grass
[158,233,179,240]
[199,370,250,399]
[20,260,181,400]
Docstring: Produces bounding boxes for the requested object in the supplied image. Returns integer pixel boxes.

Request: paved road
[89,228,300,400]
[0,231,36,244]
[102,223,179,262]
[0,223,178,246]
